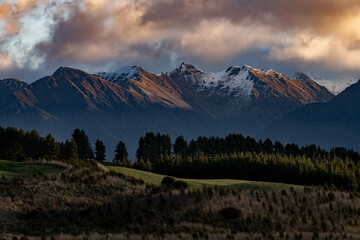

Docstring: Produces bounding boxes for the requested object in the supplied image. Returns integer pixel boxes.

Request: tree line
[135,133,360,164]
[133,132,360,190]
[2,126,360,190]
[0,126,129,164]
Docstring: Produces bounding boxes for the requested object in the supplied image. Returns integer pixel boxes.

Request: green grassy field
[108,166,292,191]
[0,160,65,178]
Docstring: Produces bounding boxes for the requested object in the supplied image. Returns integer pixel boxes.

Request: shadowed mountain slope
[0,64,335,158]
[265,80,360,150]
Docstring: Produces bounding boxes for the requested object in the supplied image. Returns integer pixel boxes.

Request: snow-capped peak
[293,72,311,82]
[225,65,252,76]
[177,62,203,74]
[178,64,255,101]
[114,66,140,78]
[95,66,142,83]
[293,71,356,95]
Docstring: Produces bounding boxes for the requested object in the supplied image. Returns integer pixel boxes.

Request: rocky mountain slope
[0,78,28,100]
[294,72,356,95]
[168,63,333,130]
[0,64,334,158]
[265,79,360,150]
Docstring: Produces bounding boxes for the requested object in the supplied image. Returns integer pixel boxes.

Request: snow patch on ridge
[315,79,356,95]
[192,65,254,99]
[293,72,356,95]
[95,66,141,83]
[1,78,27,91]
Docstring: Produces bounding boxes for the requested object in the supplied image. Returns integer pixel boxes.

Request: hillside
[0,159,359,239]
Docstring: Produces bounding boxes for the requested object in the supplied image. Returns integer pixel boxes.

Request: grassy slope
[0,160,64,178]
[108,166,291,191]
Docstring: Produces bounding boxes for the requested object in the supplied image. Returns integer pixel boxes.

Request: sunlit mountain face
[0,64,334,157]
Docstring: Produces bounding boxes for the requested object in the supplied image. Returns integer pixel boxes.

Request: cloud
[0,51,13,69]
[2,0,360,81]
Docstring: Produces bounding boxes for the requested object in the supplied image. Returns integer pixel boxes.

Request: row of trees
[0,127,128,163]
[2,126,360,190]
[132,132,360,190]
[151,152,360,190]
[135,132,360,164]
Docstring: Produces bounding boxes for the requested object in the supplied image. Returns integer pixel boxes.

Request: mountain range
[266,79,360,150]
[2,63,359,158]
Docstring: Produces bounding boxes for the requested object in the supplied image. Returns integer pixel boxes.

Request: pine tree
[115,141,129,166]
[95,139,106,162]
[136,137,145,161]
[274,141,285,154]
[161,134,172,158]
[72,129,94,160]
[263,138,274,154]
[188,139,198,157]
[45,134,60,159]
[173,135,188,158]
[62,139,79,160]
[9,142,24,161]
[144,132,158,162]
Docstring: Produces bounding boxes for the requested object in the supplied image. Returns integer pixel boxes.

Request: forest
[1,126,360,191]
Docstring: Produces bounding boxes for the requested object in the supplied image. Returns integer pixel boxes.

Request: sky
[1,0,360,83]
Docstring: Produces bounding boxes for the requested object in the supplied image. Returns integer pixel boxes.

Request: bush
[220,207,241,219]
[161,177,176,187]
[161,177,188,189]
[174,180,188,189]
[328,192,336,201]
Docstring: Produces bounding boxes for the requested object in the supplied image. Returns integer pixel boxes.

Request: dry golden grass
[1,162,360,239]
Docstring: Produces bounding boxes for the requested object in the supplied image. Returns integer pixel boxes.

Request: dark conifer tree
[136,137,146,161]
[62,139,79,160]
[145,132,158,161]
[245,136,255,153]
[335,147,348,159]
[115,140,129,165]
[45,134,60,159]
[274,141,285,154]
[188,139,198,157]
[263,138,274,154]
[158,133,172,158]
[95,139,106,162]
[9,142,24,161]
[23,129,44,159]
[285,143,301,156]
[0,127,5,160]
[72,129,94,160]
[173,135,188,158]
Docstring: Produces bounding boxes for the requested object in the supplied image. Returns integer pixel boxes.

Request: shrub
[161,177,188,189]
[328,192,336,201]
[220,207,241,219]
[174,180,188,189]
[161,177,176,187]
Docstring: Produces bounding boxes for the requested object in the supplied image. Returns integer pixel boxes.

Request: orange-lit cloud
[2,0,360,80]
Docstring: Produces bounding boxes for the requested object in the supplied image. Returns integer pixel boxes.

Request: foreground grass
[0,160,65,178]
[108,166,291,190]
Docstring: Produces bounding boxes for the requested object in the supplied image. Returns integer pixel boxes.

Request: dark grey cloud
[2,0,360,82]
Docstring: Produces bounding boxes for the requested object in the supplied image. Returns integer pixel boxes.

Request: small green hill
[108,166,291,191]
[0,160,65,178]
